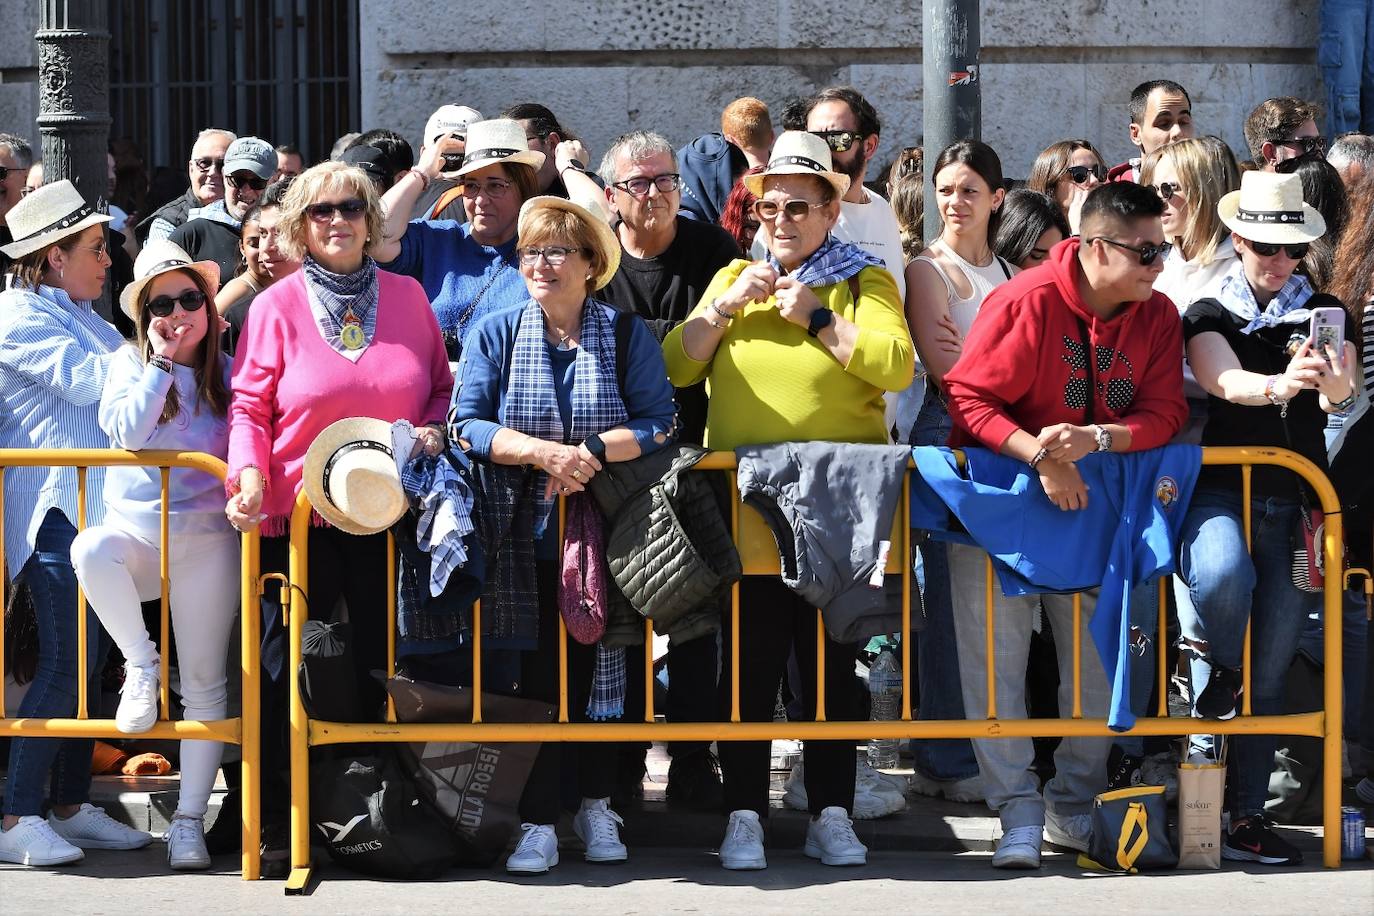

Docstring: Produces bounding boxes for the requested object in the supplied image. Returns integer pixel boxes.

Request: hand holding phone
[1310,306,1344,364]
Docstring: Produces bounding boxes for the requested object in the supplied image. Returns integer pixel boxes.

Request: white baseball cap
[423,105,483,146]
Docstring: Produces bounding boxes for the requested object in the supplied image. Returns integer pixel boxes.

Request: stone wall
[0,0,40,145]
[361,0,1322,179]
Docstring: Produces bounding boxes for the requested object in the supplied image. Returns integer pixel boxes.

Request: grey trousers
[947,541,1113,828]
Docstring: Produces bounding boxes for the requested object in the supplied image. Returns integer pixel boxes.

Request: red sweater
[944,237,1186,452]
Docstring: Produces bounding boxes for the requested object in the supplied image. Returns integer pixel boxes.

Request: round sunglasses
[1066,164,1107,184]
[146,289,207,318]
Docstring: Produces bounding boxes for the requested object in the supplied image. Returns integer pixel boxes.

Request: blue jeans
[907,389,980,782]
[1321,0,1374,134]
[1296,590,1368,747]
[1178,489,1319,818]
[3,509,110,816]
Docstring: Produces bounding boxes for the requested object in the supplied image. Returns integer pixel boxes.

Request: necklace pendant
[340,322,367,350]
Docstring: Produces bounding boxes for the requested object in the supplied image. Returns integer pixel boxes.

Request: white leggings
[71,523,240,818]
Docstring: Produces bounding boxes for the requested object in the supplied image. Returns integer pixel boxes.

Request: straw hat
[1217,170,1326,245]
[302,417,409,536]
[452,118,545,178]
[118,240,221,319]
[517,188,621,290]
[0,179,112,259]
[742,131,850,199]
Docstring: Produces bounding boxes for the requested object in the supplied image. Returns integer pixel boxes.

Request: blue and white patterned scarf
[504,298,628,535]
[303,255,380,361]
[1216,259,1315,336]
[765,234,884,287]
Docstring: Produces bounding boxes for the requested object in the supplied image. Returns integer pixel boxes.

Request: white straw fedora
[517,187,622,290]
[1217,170,1326,245]
[452,118,545,179]
[303,417,409,536]
[742,131,850,199]
[0,179,112,259]
[119,240,222,320]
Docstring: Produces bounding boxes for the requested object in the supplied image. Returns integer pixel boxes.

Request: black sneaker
[258,822,291,879]
[1106,747,1143,791]
[1195,664,1242,720]
[666,748,725,812]
[1222,815,1303,865]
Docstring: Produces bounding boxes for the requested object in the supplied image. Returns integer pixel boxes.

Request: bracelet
[1329,390,1358,415]
[148,354,173,374]
[1028,447,1050,469]
[708,300,736,322]
[559,161,587,177]
[705,315,730,330]
[1264,375,1291,418]
[408,168,431,190]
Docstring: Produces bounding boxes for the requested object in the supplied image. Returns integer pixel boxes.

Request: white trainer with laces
[0,816,85,866]
[573,797,627,863]
[907,769,987,803]
[48,803,152,850]
[718,809,767,870]
[1044,808,1092,853]
[166,814,212,871]
[991,825,1042,869]
[506,823,559,875]
[785,760,906,819]
[804,806,868,866]
[115,662,160,734]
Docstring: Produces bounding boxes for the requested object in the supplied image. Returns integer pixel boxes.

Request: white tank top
[913,239,1012,336]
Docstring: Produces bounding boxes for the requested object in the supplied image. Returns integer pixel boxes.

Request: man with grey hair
[137,127,237,244]
[594,129,738,811]
[0,132,34,273]
[1328,131,1374,185]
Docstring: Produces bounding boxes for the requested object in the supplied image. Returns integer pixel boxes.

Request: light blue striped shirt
[0,283,124,578]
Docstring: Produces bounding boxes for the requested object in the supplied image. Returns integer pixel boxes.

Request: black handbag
[1078,784,1178,873]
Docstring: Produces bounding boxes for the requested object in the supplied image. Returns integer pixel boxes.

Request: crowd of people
[0,76,1371,882]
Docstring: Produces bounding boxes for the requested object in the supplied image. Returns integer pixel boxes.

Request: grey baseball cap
[224,137,277,180]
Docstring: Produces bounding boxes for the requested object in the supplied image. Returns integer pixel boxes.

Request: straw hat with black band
[0,179,111,260]
[742,130,850,200]
[1217,170,1326,245]
[451,118,545,179]
[517,188,621,290]
[302,417,409,536]
[119,240,221,320]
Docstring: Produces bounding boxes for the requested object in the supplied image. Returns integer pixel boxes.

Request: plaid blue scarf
[1216,260,1315,336]
[765,234,884,287]
[303,255,379,361]
[503,298,628,535]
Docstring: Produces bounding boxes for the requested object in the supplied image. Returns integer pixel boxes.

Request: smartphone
[1310,307,1345,363]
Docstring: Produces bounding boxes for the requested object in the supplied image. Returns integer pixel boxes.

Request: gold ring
[572,469,582,480]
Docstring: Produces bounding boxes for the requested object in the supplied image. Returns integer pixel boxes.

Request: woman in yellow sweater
[663,131,913,872]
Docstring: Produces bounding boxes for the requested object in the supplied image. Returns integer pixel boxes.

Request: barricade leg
[241,532,262,880]
[286,512,312,894]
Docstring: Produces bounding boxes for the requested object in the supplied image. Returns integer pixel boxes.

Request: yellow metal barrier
[0,449,261,880]
[282,445,1346,891]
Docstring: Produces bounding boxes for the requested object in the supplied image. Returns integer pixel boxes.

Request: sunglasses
[305,198,367,222]
[811,130,862,153]
[611,173,682,197]
[752,198,828,221]
[191,157,225,173]
[460,179,514,199]
[1277,136,1328,157]
[1092,237,1172,265]
[517,245,586,267]
[227,172,269,191]
[146,289,207,318]
[1248,240,1310,260]
[1150,182,1183,201]
[0,165,26,182]
[1065,164,1107,184]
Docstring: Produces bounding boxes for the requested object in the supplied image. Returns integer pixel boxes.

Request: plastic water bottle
[867,647,903,770]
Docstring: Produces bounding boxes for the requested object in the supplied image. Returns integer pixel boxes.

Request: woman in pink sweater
[223,162,452,873]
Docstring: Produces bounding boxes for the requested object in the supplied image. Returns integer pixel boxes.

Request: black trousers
[717,577,859,817]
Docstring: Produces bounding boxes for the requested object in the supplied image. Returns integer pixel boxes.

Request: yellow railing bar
[76,465,88,720]
[643,618,654,724]
[814,611,826,722]
[1,465,7,717]
[472,601,483,723]
[385,531,397,724]
[1071,592,1083,719]
[984,554,996,719]
[901,480,912,721]
[1157,577,1169,718]
[287,491,312,892]
[729,470,741,724]
[159,468,172,720]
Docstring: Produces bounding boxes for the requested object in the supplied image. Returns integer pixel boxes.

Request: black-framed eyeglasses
[191,157,225,173]
[226,172,269,191]
[1150,182,1183,201]
[1066,164,1107,184]
[460,178,514,199]
[517,245,586,267]
[1248,240,1310,260]
[304,198,367,222]
[0,165,28,182]
[611,173,682,197]
[811,130,862,153]
[146,289,207,318]
[1277,135,1328,157]
[752,198,828,221]
[1091,237,1172,265]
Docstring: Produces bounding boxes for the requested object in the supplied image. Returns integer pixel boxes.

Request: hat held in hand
[303,417,409,536]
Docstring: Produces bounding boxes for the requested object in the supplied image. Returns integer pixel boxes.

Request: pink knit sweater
[227,268,453,531]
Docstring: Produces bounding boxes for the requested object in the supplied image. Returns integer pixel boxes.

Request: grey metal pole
[922,0,982,245]
[35,0,112,313]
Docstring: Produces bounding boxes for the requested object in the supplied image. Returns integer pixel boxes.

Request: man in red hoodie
[940,182,1187,870]
[1106,79,1196,183]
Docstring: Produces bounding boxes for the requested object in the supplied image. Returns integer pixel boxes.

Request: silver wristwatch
[1093,424,1112,453]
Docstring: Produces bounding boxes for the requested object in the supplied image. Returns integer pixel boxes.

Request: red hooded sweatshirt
[944,237,1187,452]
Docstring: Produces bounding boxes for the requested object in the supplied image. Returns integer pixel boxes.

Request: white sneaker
[991,825,1042,869]
[784,760,906,820]
[907,770,987,803]
[803,806,868,866]
[506,823,559,875]
[49,803,153,850]
[858,759,909,796]
[166,814,211,871]
[572,798,627,863]
[0,815,84,866]
[115,663,159,734]
[718,809,766,870]
[1044,808,1092,853]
